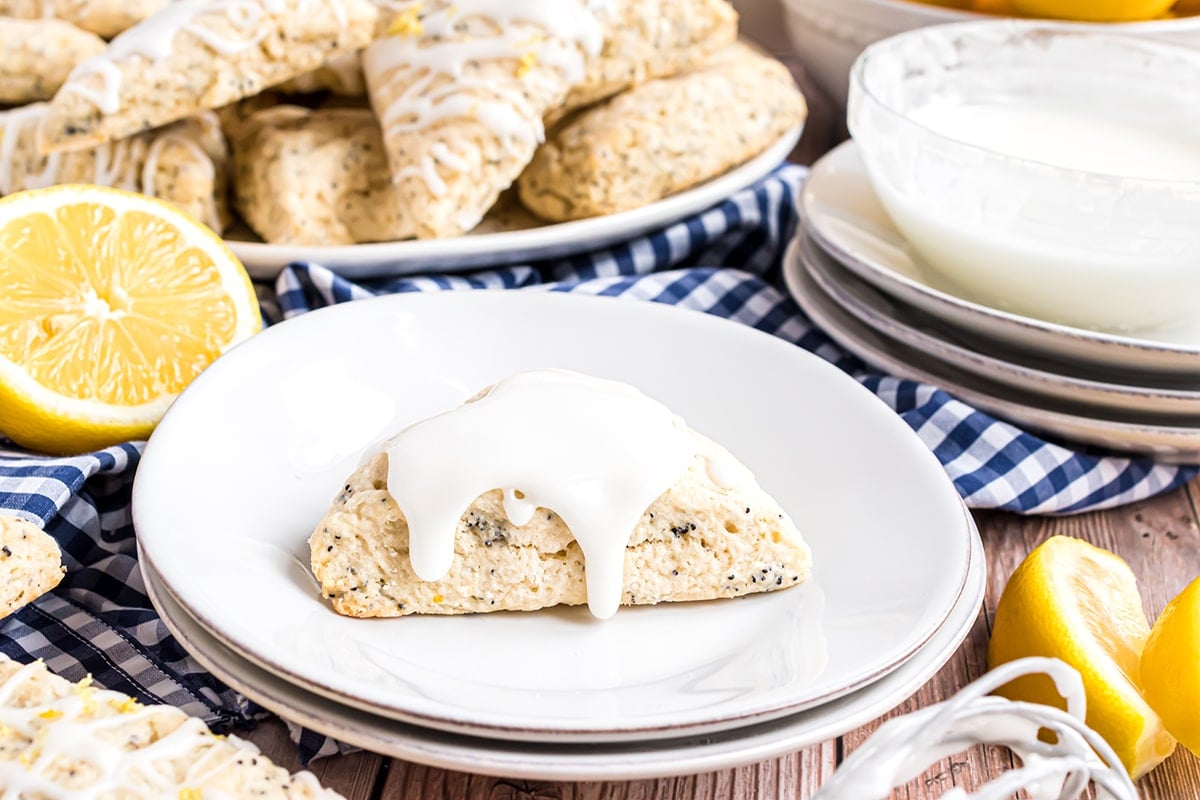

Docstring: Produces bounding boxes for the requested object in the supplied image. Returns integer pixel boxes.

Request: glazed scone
[0,0,169,38]
[0,104,231,233]
[233,106,411,245]
[519,43,807,222]
[0,516,64,619]
[556,0,739,120]
[0,18,106,105]
[37,0,379,154]
[310,439,812,617]
[0,656,344,798]
[363,0,605,239]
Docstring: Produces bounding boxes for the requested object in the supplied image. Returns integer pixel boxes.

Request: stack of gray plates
[785,141,1200,462]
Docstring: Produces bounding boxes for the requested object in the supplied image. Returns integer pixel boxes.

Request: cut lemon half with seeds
[0,185,261,454]
[987,536,1176,779]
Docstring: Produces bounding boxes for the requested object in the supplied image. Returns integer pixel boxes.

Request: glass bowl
[847,21,1200,333]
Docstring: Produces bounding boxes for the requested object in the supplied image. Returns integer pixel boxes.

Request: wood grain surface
[239,57,1200,800]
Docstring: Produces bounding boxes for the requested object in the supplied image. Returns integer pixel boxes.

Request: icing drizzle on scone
[0,659,332,796]
[363,0,605,197]
[60,0,350,115]
[382,369,699,619]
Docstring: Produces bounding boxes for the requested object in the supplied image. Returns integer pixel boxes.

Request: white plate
[784,238,1200,462]
[800,141,1200,377]
[226,125,802,280]
[140,519,986,781]
[132,290,974,743]
[800,232,1200,418]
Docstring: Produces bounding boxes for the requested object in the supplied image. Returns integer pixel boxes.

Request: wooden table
[243,61,1200,799]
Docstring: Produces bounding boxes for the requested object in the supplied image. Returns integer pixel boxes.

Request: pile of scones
[0,0,806,246]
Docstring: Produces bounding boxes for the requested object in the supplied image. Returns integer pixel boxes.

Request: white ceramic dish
[783,238,1200,461]
[848,22,1200,333]
[801,141,1200,377]
[225,125,801,280]
[781,0,1200,106]
[141,520,986,781]
[132,290,974,743]
[800,232,1200,418]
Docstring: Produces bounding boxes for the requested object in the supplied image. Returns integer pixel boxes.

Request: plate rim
[227,124,803,278]
[132,288,975,741]
[800,231,1200,415]
[139,511,986,781]
[783,236,1200,458]
[801,140,1200,368]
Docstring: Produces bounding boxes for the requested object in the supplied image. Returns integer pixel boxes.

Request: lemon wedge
[0,184,261,454]
[1141,575,1200,756]
[987,536,1176,779]
[1009,0,1175,21]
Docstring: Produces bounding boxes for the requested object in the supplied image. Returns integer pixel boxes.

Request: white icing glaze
[382,369,697,619]
[812,657,1137,800]
[363,0,604,194]
[61,0,347,115]
[0,659,340,798]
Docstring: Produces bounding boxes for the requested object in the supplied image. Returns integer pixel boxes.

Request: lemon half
[0,185,261,454]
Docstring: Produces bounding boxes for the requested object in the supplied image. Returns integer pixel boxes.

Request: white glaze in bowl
[848,22,1200,333]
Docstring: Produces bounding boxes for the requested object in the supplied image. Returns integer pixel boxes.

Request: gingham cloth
[1,164,1196,763]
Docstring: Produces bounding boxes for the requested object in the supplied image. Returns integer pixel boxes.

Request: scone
[557,0,739,119]
[0,656,343,798]
[0,516,65,619]
[232,106,411,245]
[363,0,604,239]
[519,43,807,222]
[0,0,170,38]
[0,104,231,233]
[37,0,379,154]
[0,18,106,105]
[310,371,812,618]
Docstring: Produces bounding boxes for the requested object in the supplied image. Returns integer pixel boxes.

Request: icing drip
[382,369,698,619]
[0,660,282,798]
[364,0,604,194]
[812,657,1138,800]
[61,0,346,115]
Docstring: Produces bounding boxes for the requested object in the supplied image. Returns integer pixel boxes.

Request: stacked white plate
[787,141,1200,462]
[131,289,983,780]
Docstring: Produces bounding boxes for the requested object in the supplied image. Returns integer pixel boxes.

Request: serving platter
[226,124,802,280]
[784,238,1200,461]
[141,518,985,781]
[800,141,1200,377]
[132,289,974,743]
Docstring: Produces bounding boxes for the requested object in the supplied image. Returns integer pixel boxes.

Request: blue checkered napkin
[0,163,1196,769]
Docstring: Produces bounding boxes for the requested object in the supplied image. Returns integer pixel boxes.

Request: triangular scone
[0,0,169,39]
[1,104,231,233]
[556,0,738,120]
[0,515,64,619]
[520,43,807,222]
[362,0,603,239]
[0,656,344,798]
[37,0,378,154]
[0,19,106,105]
[309,435,812,617]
